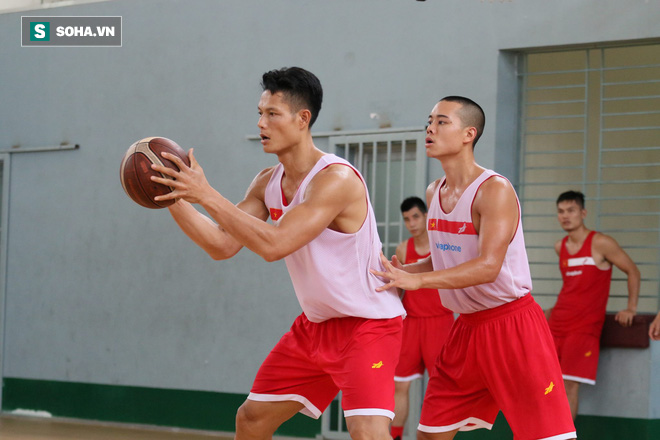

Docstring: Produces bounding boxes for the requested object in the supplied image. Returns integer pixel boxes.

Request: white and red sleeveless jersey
[264,154,405,323]
[427,169,532,314]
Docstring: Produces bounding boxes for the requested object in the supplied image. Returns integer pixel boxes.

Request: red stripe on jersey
[270,208,283,221]
[427,218,477,235]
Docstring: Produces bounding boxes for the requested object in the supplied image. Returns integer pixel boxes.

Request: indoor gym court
[0,414,233,440]
[0,1,658,440]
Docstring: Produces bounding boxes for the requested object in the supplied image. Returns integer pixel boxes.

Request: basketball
[120,137,190,209]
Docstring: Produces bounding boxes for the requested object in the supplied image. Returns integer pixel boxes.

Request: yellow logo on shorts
[372,361,383,369]
[544,382,555,395]
[585,351,592,357]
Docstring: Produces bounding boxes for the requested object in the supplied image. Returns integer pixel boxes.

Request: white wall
[581,344,659,419]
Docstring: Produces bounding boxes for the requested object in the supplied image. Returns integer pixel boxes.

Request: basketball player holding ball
[150,67,405,440]
[371,97,576,440]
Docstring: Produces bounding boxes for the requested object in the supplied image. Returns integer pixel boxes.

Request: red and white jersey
[548,231,612,337]
[402,238,453,317]
[427,169,532,314]
[264,154,405,323]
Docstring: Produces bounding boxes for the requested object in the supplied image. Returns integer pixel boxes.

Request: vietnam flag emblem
[270,208,283,221]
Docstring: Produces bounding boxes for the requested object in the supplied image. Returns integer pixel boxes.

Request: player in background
[390,197,454,440]
[151,67,405,440]
[547,190,640,420]
[371,96,576,439]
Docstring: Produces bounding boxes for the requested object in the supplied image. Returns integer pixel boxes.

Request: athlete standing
[151,67,405,440]
[547,190,640,420]
[372,96,576,440]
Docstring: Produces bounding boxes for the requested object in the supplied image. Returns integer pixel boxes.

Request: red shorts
[249,313,403,419]
[395,314,454,381]
[419,295,576,440]
[552,332,600,385]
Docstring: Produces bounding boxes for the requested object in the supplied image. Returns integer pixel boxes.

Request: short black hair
[440,96,485,148]
[261,67,323,128]
[400,196,427,214]
[557,190,585,209]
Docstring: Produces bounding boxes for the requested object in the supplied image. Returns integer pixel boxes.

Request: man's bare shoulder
[474,175,517,210]
[480,174,514,194]
[316,162,360,180]
[254,165,278,182]
[427,178,444,193]
[308,163,364,197]
[591,231,621,251]
[245,166,278,198]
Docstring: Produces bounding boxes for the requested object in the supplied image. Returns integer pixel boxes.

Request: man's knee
[346,415,391,440]
[235,400,281,439]
[348,426,390,440]
[236,399,304,440]
[236,401,269,436]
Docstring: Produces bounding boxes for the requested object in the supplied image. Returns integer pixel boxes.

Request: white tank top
[427,169,532,314]
[264,154,405,323]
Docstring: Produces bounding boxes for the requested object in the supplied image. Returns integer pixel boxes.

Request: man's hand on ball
[152,148,214,204]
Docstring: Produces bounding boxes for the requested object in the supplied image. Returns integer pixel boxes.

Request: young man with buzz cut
[372,96,576,440]
[151,67,405,440]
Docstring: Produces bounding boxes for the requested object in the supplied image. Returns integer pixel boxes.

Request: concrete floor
[0,415,234,440]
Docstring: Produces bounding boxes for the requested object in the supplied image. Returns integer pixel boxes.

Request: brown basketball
[120,137,190,209]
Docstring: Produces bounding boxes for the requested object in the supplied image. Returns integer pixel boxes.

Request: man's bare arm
[154,152,366,262]
[649,311,660,340]
[595,233,641,326]
[374,177,518,291]
[394,240,407,264]
[166,167,271,260]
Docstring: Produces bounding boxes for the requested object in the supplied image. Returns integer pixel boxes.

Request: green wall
[1,378,320,438]
[3,378,659,439]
